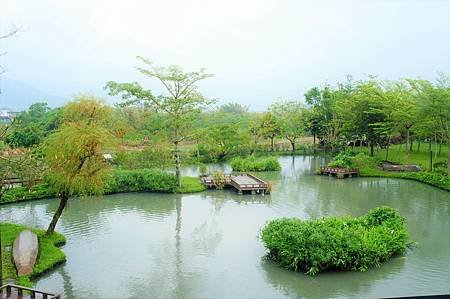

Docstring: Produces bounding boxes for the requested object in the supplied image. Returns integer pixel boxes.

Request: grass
[354,142,448,170]
[348,151,450,191]
[0,223,66,287]
[176,177,207,193]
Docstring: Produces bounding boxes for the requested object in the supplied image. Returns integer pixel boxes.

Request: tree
[270,100,306,151]
[43,97,112,234]
[106,57,215,186]
[258,112,281,151]
[218,102,249,116]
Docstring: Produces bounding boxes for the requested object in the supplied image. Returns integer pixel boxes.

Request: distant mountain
[0,77,65,111]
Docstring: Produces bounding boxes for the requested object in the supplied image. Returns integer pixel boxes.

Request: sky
[1,0,450,111]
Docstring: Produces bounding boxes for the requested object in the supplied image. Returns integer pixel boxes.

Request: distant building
[0,108,18,123]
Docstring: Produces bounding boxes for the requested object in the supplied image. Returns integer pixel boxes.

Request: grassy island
[0,223,66,286]
[261,206,409,275]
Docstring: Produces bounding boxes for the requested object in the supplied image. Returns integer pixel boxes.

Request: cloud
[1,0,449,110]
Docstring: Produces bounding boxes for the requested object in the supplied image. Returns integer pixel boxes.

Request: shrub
[327,152,356,168]
[231,156,281,172]
[0,184,54,204]
[105,168,178,193]
[261,206,409,275]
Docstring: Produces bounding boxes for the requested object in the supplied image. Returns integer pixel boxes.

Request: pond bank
[0,223,66,287]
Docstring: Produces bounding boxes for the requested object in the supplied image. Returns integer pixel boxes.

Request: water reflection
[0,156,449,298]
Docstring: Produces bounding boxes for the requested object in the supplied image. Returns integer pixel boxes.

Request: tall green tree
[43,97,112,234]
[270,100,306,151]
[258,112,281,151]
[106,57,215,186]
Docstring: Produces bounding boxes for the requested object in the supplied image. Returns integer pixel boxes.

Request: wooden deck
[320,167,360,179]
[201,173,269,194]
[0,284,59,299]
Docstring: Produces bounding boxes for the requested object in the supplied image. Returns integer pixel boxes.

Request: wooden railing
[0,284,60,299]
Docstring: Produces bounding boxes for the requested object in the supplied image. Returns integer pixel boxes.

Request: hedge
[231,156,281,172]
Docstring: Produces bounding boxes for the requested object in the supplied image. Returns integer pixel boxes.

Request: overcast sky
[1,0,449,110]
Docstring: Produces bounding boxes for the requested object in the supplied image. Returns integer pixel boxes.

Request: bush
[327,152,356,168]
[0,184,54,204]
[261,206,409,275]
[105,168,178,193]
[231,156,281,172]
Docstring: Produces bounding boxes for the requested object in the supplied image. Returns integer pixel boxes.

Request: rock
[382,161,422,172]
[13,230,39,276]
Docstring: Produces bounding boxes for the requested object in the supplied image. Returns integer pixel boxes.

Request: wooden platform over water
[201,173,269,194]
[0,284,59,299]
[320,167,360,179]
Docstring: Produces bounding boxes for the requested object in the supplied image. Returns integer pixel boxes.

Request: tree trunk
[313,134,316,146]
[417,139,420,152]
[447,139,450,173]
[385,136,391,161]
[370,142,374,157]
[271,137,275,152]
[406,127,410,163]
[410,138,413,152]
[47,191,69,234]
[174,140,181,187]
[290,140,295,152]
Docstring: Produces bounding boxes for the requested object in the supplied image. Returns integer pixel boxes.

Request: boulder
[382,161,422,172]
[13,230,39,275]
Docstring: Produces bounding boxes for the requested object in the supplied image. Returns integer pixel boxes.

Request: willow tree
[44,97,112,234]
[106,57,214,186]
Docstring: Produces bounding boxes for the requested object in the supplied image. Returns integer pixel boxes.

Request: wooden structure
[0,284,60,299]
[320,167,360,179]
[201,173,269,194]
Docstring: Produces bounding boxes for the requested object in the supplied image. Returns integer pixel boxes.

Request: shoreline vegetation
[2,146,449,206]
[1,169,206,205]
[0,223,66,286]
[324,150,450,192]
[261,207,410,275]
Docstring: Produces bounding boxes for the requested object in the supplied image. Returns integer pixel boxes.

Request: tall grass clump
[105,169,178,193]
[261,206,409,275]
[231,156,281,172]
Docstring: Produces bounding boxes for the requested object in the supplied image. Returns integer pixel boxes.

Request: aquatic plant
[261,206,409,275]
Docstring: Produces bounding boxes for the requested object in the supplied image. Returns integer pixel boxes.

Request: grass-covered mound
[0,223,66,286]
[176,177,207,193]
[231,156,281,172]
[261,206,409,275]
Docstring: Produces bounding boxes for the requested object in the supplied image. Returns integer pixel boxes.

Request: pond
[1,156,449,298]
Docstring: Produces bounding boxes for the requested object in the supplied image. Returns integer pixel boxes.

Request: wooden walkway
[0,284,59,299]
[201,173,269,194]
[320,167,360,179]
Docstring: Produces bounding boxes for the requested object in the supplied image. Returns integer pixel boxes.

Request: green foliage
[114,146,173,169]
[231,156,281,172]
[0,184,53,204]
[42,97,113,197]
[327,152,356,168]
[5,103,62,148]
[349,152,450,191]
[261,207,409,275]
[0,223,66,287]
[105,169,178,193]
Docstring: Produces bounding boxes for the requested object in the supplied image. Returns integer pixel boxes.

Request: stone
[13,230,39,276]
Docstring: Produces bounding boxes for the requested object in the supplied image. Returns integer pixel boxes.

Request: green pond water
[1,156,449,298]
